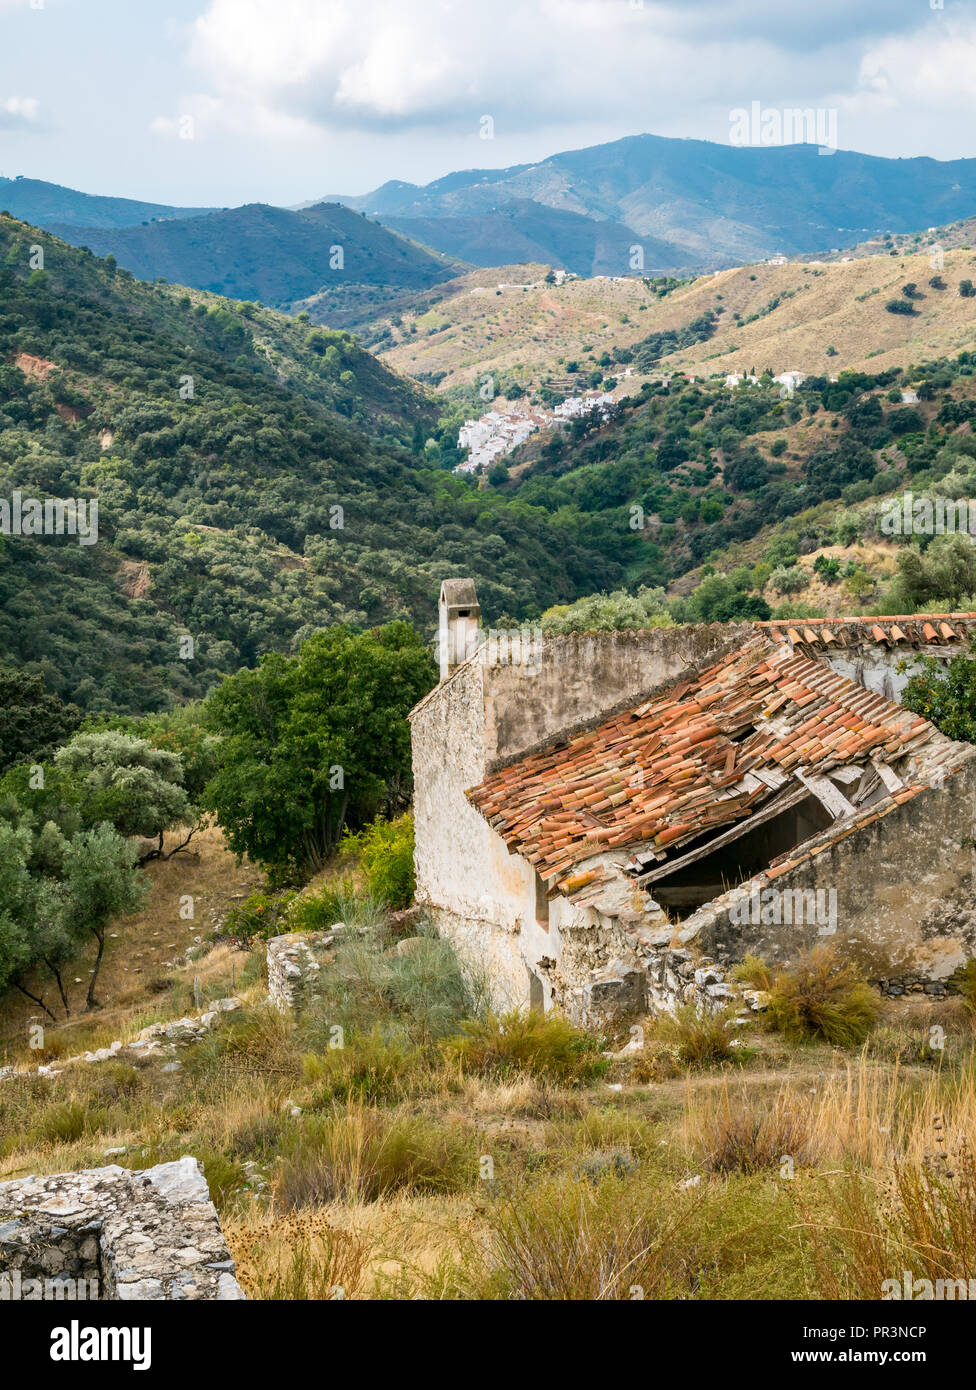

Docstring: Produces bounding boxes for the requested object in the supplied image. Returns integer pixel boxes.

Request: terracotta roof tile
[466,636,948,892]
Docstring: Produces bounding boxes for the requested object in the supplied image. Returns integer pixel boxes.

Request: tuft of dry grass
[763,946,880,1046]
[690,1082,819,1176]
[273,1101,476,1211]
[226,1208,372,1300]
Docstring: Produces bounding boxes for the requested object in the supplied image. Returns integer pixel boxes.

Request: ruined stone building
[410,583,976,1027]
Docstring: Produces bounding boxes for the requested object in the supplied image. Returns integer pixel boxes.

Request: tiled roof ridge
[763,611,976,626]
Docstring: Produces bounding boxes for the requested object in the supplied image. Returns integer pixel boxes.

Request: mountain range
[6,131,976,314]
[326,133,976,268]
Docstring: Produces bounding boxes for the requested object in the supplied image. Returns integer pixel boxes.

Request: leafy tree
[0,667,81,774]
[61,823,147,1010]
[960,280,976,298]
[903,638,976,743]
[203,623,436,878]
[54,732,191,852]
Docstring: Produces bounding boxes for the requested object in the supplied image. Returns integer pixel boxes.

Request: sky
[1,0,975,208]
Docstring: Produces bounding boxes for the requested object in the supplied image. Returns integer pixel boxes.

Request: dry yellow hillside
[376,263,659,391]
[374,249,976,396]
[663,247,976,377]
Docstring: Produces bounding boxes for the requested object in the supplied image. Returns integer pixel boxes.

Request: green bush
[218,890,296,946]
[303,932,474,1047]
[653,1004,744,1067]
[343,813,415,909]
[764,946,880,1045]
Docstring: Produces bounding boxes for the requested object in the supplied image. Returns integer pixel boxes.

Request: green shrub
[764,946,880,1045]
[442,1010,609,1085]
[301,1028,425,1103]
[303,931,474,1047]
[770,565,806,595]
[730,954,773,991]
[342,813,415,909]
[653,1004,744,1067]
[286,883,353,933]
[218,890,296,946]
[950,959,976,1020]
[34,1100,108,1145]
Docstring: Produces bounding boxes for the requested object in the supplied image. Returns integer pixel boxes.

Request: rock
[576,1149,638,1182]
[742,989,771,1012]
[391,936,427,957]
[0,1158,243,1300]
[694,966,724,986]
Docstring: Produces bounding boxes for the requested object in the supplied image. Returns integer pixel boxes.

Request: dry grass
[375,249,976,400]
[0,824,263,1062]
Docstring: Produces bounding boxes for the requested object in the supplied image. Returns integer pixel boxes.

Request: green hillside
[0,176,215,229]
[0,217,622,714]
[44,202,463,308]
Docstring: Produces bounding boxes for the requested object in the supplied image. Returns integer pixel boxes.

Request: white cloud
[855,19,976,117]
[0,95,40,129]
[185,0,874,138]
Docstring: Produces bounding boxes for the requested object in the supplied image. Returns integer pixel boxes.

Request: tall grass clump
[274,1101,475,1209]
[653,1004,744,1068]
[442,1011,609,1085]
[440,1169,800,1300]
[800,1124,976,1299]
[226,1209,371,1300]
[303,931,474,1050]
[762,946,880,1045]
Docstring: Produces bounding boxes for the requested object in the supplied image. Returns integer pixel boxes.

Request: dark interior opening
[528,968,545,1013]
[534,871,550,930]
[649,793,833,919]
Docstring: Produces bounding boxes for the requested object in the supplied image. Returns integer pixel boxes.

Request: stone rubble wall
[0,1157,244,1300]
[266,931,337,1012]
[0,998,242,1084]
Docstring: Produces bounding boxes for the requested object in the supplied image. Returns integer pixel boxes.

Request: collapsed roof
[466,635,968,906]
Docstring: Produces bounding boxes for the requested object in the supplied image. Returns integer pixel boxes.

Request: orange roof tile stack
[759,613,976,651]
[466,636,943,896]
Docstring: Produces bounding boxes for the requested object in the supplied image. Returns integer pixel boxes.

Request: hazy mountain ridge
[328,133,976,269]
[42,202,464,307]
[0,176,215,229]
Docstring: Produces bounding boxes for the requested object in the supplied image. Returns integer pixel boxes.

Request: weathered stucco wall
[483,624,752,767]
[822,645,954,704]
[410,660,540,1008]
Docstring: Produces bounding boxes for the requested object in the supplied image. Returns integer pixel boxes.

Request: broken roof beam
[795,769,856,820]
[870,758,905,794]
[636,783,809,887]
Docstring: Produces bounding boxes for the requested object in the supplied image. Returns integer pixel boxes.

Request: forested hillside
[0,218,623,715]
[44,202,462,308]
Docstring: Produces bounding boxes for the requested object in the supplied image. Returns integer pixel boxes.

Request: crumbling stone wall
[267,931,341,1012]
[680,757,976,994]
[0,1158,244,1300]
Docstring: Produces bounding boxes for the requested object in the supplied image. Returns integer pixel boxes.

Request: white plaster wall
[823,646,953,703]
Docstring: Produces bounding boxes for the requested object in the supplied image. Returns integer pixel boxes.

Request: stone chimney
[438,578,481,681]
